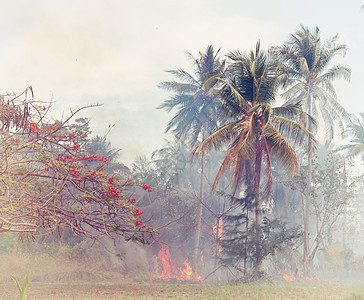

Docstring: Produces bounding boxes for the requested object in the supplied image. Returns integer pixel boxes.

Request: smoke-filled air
[1,1,364,299]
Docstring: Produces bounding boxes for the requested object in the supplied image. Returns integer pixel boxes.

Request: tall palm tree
[193,42,316,276]
[158,45,225,271]
[273,26,351,268]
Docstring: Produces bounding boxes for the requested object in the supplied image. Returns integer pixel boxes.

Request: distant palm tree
[273,25,350,268]
[87,136,130,174]
[193,42,316,276]
[151,139,198,189]
[158,45,225,271]
[337,113,364,161]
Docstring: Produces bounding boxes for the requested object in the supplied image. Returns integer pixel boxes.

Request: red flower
[142,184,151,190]
[127,197,136,203]
[108,177,114,184]
[148,189,152,193]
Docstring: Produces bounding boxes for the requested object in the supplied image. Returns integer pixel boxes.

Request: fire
[157,244,176,280]
[213,218,223,254]
[155,244,201,281]
[282,273,295,281]
[180,259,193,280]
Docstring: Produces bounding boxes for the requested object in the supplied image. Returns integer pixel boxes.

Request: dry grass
[0,248,126,283]
[1,281,364,299]
[1,235,363,299]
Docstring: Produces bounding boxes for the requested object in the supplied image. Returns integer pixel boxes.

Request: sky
[1,0,363,168]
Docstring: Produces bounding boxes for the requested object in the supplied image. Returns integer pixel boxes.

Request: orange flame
[155,245,201,281]
[157,244,176,280]
[282,273,295,281]
[213,218,223,254]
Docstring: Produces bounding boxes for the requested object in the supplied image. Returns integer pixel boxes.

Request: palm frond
[280,82,305,100]
[209,75,251,113]
[269,116,318,150]
[192,120,243,160]
[158,81,198,94]
[166,68,199,85]
[349,144,364,157]
[264,125,299,177]
[322,65,351,82]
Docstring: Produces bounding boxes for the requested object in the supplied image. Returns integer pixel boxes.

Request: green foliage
[219,193,302,280]
[12,273,31,300]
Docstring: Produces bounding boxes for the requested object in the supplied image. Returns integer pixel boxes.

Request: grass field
[1,281,364,300]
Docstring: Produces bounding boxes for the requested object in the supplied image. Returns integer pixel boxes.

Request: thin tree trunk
[193,152,204,271]
[342,162,347,248]
[304,92,312,272]
[193,126,207,272]
[254,135,263,277]
[244,207,249,281]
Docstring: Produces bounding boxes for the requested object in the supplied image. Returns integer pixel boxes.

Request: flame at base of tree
[213,218,223,255]
[155,244,201,281]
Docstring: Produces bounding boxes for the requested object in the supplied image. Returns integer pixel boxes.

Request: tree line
[155,25,363,280]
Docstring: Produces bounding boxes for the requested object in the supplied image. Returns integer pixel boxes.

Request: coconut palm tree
[158,45,225,271]
[193,42,316,276]
[273,26,351,268]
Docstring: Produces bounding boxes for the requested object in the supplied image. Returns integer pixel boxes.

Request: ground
[1,281,364,299]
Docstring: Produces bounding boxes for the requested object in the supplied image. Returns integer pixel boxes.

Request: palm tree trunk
[254,135,263,277]
[342,161,347,249]
[244,207,249,281]
[304,92,312,272]
[193,127,207,272]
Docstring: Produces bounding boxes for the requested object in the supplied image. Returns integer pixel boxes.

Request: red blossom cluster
[107,186,119,198]
[108,177,114,184]
[56,154,74,162]
[9,137,19,142]
[29,123,40,133]
[127,197,136,203]
[134,209,143,217]
[142,183,152,192]
[135,219,146,229]
[85,170,96,176]
[69,165,82,181]
[72,142,81,149]
[82,155,108,163]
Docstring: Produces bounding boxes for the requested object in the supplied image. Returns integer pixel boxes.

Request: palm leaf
[158,81,198,94]
[192,119,243,159]
[269,116,318,150]
[264,124,299,177]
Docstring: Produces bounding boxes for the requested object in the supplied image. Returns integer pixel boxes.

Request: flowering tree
[0,87,153,244]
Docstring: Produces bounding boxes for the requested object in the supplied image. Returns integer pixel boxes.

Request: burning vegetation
[1,22,364,288]
[155,244,201,281]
